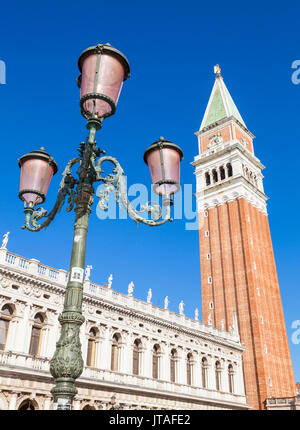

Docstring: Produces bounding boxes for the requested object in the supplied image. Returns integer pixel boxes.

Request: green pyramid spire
[200,67,246,131]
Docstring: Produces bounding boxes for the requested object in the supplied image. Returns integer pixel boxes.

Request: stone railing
[83,281,240,344]
[82,366,247,406]
[265,396,298,406]
[0,350,247,407]
[0,350,50,372]
[0,249,240,345]
[0,249,68,285]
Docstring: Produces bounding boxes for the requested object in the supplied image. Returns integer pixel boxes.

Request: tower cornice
[192,141,265,171]
[195,116,255,139]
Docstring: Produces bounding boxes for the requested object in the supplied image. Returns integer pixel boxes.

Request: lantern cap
[143,136,184,165]
[78,43,130,80]
[18,147,58,175]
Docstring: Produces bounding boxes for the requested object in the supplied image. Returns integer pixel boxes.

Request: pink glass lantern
[144,137,183,196]
[77,43,130,120]
[18,148,58,206]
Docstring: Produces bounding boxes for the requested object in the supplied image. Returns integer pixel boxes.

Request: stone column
[139,346,147,377]
[220,359,226,392]
[73,400,81,410]
[40,326,50,357]
[24,316,33,355]
[14,304,30,353]
[103,326,112,370]
[222,360,229,392]
[5,318,19,351]
[48,312,60,357]
[127,334,134,375]
[177,349,185,384]
[157,353,163,380]
[190,357,197,386]
[143,339,152,378]
[95,335,104,370]
[235,361,245,395]
[28,259,39,275]
[231,156,243,178]
[9,392,19,410]
[44,397,52,410]
[58,269,68,285]
[116,337,127,372]
[0,248,6,264]
[162,344,170,382]
[196,169,204,190]
[257,175,264,193]
[206,355,213,389]
[121,332,131,374]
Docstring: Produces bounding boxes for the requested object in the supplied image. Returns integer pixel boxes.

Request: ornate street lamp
[144,137,183,199]
[18,148,58,207]
[18,43,183,409]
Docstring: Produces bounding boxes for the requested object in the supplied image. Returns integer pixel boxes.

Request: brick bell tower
[192,65,296,409]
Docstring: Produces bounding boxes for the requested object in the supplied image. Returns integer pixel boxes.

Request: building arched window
[226,163,233,177]
[187,353,193,386]
[82,404,96,410]
[215,361,222,391]
[220,166,225,180]
[0,304,13,351]
[170,349,177,383]
[18,399,36,410]
[133,339,142,375]
[212,169,218,183]
[152,344,160,379]
[228,364,234,393]
[86,328,97,367]
[111,333,121,371]
[201,357,208,388]
[245,166,249,180]
[29,313,44,356]
[205,172,211,186]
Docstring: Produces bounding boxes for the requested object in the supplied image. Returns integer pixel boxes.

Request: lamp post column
[50,179,94,408]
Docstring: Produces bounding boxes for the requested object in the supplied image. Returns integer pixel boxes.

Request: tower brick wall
[194,68,296,409]
[199,199,296,408]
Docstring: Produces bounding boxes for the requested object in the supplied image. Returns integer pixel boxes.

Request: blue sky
[0,0,299,380]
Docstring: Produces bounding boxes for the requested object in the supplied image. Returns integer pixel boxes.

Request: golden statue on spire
[214,64,221,76]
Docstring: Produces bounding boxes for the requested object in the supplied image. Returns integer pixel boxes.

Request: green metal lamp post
[17,43,183,410]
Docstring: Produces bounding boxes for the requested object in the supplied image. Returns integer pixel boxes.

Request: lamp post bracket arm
[22,158,80,232]
[96,156,172,226]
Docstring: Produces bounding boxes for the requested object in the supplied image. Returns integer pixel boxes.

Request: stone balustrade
[82,365,246,405]
[0,350,50,372]
[0,249,240,345]
[0,350,246,407]
[0,249,68,284]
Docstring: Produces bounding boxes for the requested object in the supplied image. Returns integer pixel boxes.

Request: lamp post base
[52,394,73,410]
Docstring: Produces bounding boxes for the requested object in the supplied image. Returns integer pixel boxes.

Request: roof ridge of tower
[199,67,246,131]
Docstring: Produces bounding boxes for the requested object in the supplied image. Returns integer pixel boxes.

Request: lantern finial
[214,64,221,77]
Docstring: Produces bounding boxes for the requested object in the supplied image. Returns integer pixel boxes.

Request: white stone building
[0,245,248,410]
